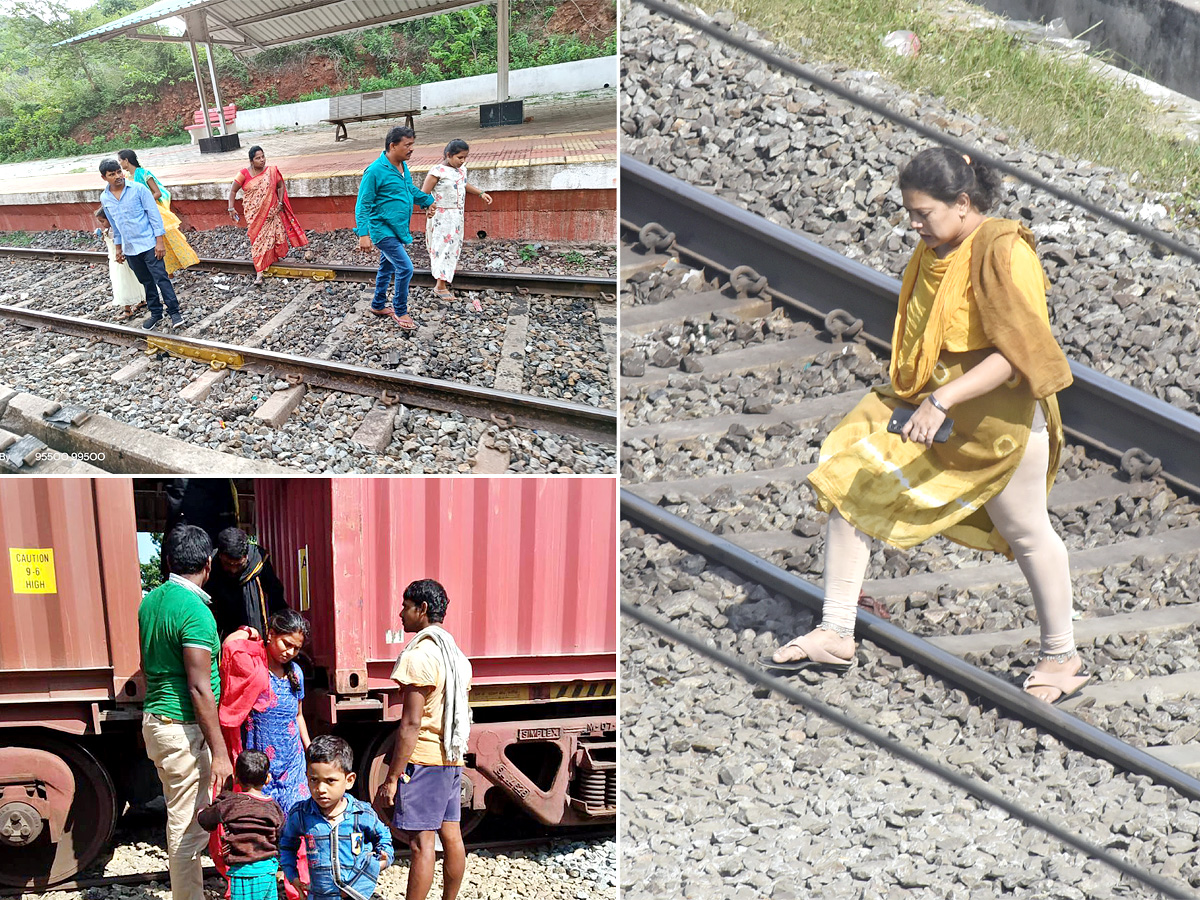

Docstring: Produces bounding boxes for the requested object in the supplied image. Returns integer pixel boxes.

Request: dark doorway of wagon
[57,0,522,153]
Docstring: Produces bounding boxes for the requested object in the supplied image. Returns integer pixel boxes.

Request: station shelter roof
[59,0,490,55]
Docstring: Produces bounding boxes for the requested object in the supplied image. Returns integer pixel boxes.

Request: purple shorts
[393,764,462,832]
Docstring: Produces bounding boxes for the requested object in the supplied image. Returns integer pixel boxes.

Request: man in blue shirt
[355,126,435,331]
[98,158,185,330]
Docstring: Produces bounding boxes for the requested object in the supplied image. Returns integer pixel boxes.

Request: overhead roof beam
[231,0,362,28]
[204,12,268,51]
[103,31,243,45]
[245,4,484,47]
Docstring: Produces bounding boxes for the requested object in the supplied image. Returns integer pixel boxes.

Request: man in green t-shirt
[139,525,232,900]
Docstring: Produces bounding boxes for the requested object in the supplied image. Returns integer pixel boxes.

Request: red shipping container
[255,477,617,696]
[0,476,616,888]
[0,477,143,725]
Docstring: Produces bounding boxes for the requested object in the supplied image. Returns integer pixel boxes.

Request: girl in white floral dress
[422,139,492,311]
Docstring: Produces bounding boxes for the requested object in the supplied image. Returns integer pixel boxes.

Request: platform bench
[324,87,422,142]
[185,104,238,145]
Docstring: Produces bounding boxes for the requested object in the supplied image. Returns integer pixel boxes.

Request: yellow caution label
[297,547,310,612]
[469,684,528,705]
[468,680,615,707]
[552,680,616,700]
[10,548,57,594]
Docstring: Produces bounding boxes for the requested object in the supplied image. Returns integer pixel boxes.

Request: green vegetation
[520,243,541,261]
[0,0,613,161]
[139,532,163,593]
[699,0,1200,208]
[561,250,587,265]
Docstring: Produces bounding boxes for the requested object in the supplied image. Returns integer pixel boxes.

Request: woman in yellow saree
[227,145,309,284]
[117,149,200,276]
[767,148,1085,704]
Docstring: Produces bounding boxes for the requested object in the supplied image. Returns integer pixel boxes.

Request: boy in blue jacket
[280,735,393,900]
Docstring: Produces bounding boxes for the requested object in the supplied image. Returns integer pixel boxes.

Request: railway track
[619,160,1200,897]
[0,245,614,299]
[0,247,617,474]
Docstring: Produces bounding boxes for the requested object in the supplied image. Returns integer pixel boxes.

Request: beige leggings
[820,414,1076,656]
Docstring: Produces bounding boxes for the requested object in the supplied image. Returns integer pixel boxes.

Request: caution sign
[10,548,57,594]
[297,547,310,612]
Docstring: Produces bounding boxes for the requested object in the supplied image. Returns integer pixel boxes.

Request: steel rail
[0,827,616,895]
[622,155,1200,496]
[0,306,616,444]
[634,0,1200,267]
[621,489,1200,807]
[0,245,614,299]
[622,602,1195,900]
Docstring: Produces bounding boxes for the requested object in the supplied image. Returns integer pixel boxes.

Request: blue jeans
[125,249,180,318]
[372,236,414,316]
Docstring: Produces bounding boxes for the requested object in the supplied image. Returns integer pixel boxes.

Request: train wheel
[360,729,485,838]
[0,737,118,889]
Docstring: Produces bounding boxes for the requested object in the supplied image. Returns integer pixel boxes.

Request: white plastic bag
[881,29,920,58]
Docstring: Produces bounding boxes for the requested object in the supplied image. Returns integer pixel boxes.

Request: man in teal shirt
[139,525,232,900]
[355,126,435,331]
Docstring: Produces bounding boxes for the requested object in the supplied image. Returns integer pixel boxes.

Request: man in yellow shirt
[374,580,472,900]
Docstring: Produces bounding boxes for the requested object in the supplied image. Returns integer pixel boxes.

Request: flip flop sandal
[760,634,853,674]
[397,316,418,331]
[760,656,854,674]
[433,287,455,301]
[1023,668,1091,705]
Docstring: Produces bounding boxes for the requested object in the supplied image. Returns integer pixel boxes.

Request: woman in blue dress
[222,609,311,814]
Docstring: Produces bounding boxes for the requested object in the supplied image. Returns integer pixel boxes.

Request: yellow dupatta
[889,231,976,399]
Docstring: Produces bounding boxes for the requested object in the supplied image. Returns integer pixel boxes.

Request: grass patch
[0,231,35,247]
[691,0,1200,212]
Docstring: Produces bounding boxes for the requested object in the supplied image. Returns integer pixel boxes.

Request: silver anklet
[817,622,855,638]
[1039,649,1078,664]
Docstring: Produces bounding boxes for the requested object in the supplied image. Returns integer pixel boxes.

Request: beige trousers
[821,411,1076,656]
[142,713,212,900]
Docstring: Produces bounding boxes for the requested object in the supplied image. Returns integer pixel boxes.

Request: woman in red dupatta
[228,145,308,283]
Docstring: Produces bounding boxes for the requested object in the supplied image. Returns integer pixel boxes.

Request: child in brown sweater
[198,750,286,900]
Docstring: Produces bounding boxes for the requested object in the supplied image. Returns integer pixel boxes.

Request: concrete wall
[977,0,1200,100]
[235,56,618,133]
[0,188,616,241]
[235,98,332,132]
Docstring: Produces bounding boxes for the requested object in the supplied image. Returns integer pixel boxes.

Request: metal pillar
[186,29,213,140]
[496,0,509,101]
[204,42,226,136]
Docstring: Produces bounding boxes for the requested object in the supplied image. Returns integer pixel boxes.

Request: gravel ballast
[621,4,1200,419]
[621,525,1200,900]
[12,816,614,900]
[0,320,615,474]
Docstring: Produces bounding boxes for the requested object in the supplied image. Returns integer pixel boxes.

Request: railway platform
[0,94,616,242]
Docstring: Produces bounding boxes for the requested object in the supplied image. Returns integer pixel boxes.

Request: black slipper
[760,633,853,674]
[759,654,852,674]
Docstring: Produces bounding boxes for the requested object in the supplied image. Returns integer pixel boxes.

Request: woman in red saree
[228,145,308,283]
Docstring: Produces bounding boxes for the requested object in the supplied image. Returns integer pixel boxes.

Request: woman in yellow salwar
[117,149,200,276]
[767,148,1086,704]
